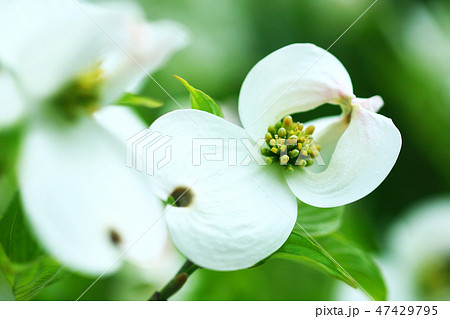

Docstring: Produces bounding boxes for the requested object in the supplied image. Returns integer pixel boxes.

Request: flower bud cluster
[50,66,103,120]
[261,115,321,171]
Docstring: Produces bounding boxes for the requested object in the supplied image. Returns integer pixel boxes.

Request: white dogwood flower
[239,43,402,208]
[0,0,188,275]
[146,43,401,271]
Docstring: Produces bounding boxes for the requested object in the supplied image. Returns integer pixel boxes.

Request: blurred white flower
[401,4,450,100]
[144,43,401,271]
[0,0,188,275]
[337,196,450,301]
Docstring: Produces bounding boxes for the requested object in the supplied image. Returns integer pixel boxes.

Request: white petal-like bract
[285,105,401,207]
[0,0,121,98]
[18,117,166,275]
[94,105,147,143]
[101,20,189,103]
[239,43,354,141]
[149,110,297,270]
[353,95,384,113]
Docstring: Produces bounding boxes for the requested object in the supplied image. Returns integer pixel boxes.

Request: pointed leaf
[174,75,224,117]
[115,92,163,109]
[0,247,63,301]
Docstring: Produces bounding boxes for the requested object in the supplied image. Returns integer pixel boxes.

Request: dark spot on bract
[170,186,194,207]
[109,228,122,245]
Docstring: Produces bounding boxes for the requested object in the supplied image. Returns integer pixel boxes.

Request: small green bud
[262,117,323,170]
[305,125,315,135]
[285,164,294,172]
[306,159,315,167]
[260,148,271,156]
[282,115,293,128]
[274,121,282,130]
[277,127,286,138]
[280,154,289,165]
[288,149,299,158]
[297,159,307,167]
[287,135,297,145]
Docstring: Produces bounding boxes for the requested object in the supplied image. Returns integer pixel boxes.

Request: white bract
[0,0,188,275]
[147,43,401,270]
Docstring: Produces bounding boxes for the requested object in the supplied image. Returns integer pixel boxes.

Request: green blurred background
[3,0,450,300]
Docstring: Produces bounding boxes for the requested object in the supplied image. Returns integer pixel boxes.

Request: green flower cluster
[261,115,321,172]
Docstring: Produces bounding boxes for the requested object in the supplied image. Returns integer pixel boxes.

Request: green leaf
[0,128,22,221]
[13,258,63,301]
[115,92,164,109]
[0,265,14,300]
[0,195,64,300]
[316,234,387,301]
[270,232,356,288]
[0,247,63,301]
[0,195,43,263]
[0,173,17,220]
[296,201,344,236]
[174,75,224,117]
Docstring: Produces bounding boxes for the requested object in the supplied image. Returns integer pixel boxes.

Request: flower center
[260,115,321,172]
[50,65,103,120]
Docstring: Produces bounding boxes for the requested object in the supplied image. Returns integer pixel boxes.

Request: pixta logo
[126,129,172,175]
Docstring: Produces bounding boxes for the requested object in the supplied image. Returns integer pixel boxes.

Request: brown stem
[149,260,198,301]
